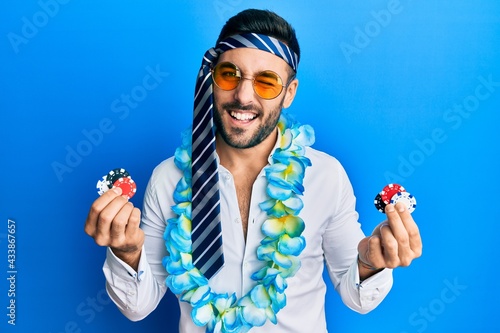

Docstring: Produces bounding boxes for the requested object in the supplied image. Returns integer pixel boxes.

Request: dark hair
[216,9,301,68]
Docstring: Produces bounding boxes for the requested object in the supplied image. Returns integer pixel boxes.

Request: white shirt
[103,135,393,333]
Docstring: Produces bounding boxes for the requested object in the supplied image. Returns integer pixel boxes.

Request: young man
[85,9,422,333]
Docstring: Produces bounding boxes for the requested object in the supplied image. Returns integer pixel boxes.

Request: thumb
[357,236,371,261]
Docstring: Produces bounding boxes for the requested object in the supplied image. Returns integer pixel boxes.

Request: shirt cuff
[350,259,394,310]
[351,259,393,287]
[104,246,146,282]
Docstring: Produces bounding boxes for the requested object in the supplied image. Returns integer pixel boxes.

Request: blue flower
[173,177,192,203]
[174,145,191,171]
[171,201,192,218]
[238,296,268,327]
[261,215,305,239]
[167,271,199,295]
[170,225,192,253]
[192,302,215,327]
[295,124,315,147]
[265,183,293,201]
[267,285,287,313]
[190,285,213,307]
[250,284,271,309]
[281,195,303,216]
[277,234,306,256]
[266,156,307,195]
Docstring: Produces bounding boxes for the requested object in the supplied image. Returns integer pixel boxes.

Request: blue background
[1,0,499,332]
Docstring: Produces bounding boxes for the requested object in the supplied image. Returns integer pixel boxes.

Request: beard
[213,97,285,149]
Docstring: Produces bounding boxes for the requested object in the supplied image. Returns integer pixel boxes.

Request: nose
[233,77,255,106]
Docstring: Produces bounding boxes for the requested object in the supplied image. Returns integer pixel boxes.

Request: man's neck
[216,128,278,176]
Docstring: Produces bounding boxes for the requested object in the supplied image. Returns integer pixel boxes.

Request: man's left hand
[357,202,422,278]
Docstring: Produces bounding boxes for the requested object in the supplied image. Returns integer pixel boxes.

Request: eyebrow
[257,71,278,79]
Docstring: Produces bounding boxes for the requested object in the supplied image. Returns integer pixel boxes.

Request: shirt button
[225,173,231,181]
[128,291,135,296]
[234,218,241,224]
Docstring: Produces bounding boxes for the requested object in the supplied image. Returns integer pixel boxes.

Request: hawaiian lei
[163,112,315,333]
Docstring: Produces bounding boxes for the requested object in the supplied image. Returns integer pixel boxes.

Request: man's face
[213,48,298,149]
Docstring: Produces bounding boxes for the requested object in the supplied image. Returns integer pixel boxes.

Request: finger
[387,202,423,260]
[111,205,141,246]
[110,208,143,254]
[126,207,141,231]
[109,202,135,243]
[93,195,129,246]
[385,203,411,248]
[124,208,144,251]
[371,222,385,237]
[366,235,385,269]
[85,187,123,236]
[398,207,423,258]
[379,224,400,268]
[384,204,413,263]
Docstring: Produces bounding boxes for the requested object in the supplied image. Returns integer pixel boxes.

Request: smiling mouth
[230,111,257,121]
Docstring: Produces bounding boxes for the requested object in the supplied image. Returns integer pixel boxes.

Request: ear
[282,78,299,108]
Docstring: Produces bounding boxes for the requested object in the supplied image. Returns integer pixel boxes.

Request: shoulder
[305,146,346,174]
[146,156,183,192]
[304,146,352,190]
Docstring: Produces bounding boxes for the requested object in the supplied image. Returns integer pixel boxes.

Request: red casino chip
[380,183,406,204]
[113,177,137,199]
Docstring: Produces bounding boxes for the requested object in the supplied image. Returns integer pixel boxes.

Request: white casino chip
[96,175,109,196]
[390,191,417,213]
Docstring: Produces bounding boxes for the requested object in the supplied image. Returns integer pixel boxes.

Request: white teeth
[230,111,256,121]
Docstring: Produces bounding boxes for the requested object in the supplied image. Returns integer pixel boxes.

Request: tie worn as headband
[190,33,299,280]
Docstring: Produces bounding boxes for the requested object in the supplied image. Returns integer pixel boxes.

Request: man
[85,9,422,333]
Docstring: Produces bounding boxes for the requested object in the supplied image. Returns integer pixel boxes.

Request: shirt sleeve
[322,159,393,314]
[103,245,166,321]
[102,159,178,321]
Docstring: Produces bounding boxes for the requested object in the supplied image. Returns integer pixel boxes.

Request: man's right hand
[84,186,144,271]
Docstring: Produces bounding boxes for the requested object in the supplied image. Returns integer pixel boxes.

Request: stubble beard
[213,98,285,149]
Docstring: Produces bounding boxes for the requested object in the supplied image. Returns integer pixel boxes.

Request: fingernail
[385,204,395,213]
[397,202,406,212]
[112,186,122,195]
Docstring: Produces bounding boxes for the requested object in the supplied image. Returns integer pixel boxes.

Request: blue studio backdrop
[2,1,499,332]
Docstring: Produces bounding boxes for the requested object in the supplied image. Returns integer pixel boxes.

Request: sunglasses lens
[213,62,240,90]
[212,63,285,99]
[253,71,283,99]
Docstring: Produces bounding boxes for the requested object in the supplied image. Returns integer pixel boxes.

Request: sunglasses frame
[211,61,295,100]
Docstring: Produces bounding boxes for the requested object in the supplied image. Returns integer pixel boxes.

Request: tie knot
[203,48,218,68]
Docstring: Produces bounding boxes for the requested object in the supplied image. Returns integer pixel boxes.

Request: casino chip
[380,183,406,204]
[113,177,137,199]
[390,191,417,213]
[106,168,130,189]
[96,175,109,196]
[374,193,386,213]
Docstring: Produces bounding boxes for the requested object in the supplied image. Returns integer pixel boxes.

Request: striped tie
[190,33,299,279]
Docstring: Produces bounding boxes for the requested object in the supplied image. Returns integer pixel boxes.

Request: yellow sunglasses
[212,62,293,100]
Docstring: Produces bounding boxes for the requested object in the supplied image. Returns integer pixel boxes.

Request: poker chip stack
[374,183,416,213]
[96,168,137,199]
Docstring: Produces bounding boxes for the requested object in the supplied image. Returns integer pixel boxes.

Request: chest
[234,175,254,237]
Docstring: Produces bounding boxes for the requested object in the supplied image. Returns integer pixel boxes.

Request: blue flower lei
[163,112,315,332]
